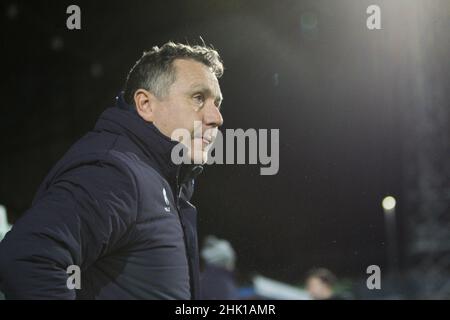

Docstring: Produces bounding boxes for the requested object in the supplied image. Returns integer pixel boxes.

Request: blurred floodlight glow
[6,3,19,20]
[90,63,103,78]
[50,36,64,51]
[300,12,318,31]
[382,196,396,211]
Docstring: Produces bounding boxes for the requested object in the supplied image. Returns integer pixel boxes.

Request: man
[0,42,224,299]
[305,268,341,300]
[200,235,239,300]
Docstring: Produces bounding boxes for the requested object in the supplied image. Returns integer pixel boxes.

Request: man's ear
[134,89,157,122]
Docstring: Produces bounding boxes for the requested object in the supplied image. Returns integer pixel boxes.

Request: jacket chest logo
[163,188,171,213]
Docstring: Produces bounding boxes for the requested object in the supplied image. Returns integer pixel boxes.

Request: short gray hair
[123,41,224,104]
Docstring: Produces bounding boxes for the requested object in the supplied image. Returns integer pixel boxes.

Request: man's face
[150,59,224,164]
[306,277,333,300]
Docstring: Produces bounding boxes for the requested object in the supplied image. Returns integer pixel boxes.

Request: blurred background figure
[200,235,239,300]
[0,205,12,242]
[0,205,11,299]
[305,268,341,300]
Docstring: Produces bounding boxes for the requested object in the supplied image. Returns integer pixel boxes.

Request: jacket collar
[94,93,203,190]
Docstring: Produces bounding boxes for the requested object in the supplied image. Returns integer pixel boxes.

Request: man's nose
[204,104,223,127]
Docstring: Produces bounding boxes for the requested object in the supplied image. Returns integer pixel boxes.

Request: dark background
[1,0,449,288]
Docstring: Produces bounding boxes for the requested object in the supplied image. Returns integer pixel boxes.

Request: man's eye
[193,94,205,105]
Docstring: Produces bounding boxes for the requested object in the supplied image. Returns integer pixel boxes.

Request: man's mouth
[193,136,212,149]
[202,136,212,146]
[203,137,212,144]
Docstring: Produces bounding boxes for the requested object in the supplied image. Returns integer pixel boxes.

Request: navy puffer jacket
[0,94,203,299]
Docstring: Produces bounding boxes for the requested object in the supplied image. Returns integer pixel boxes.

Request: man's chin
[188,149,208,165]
